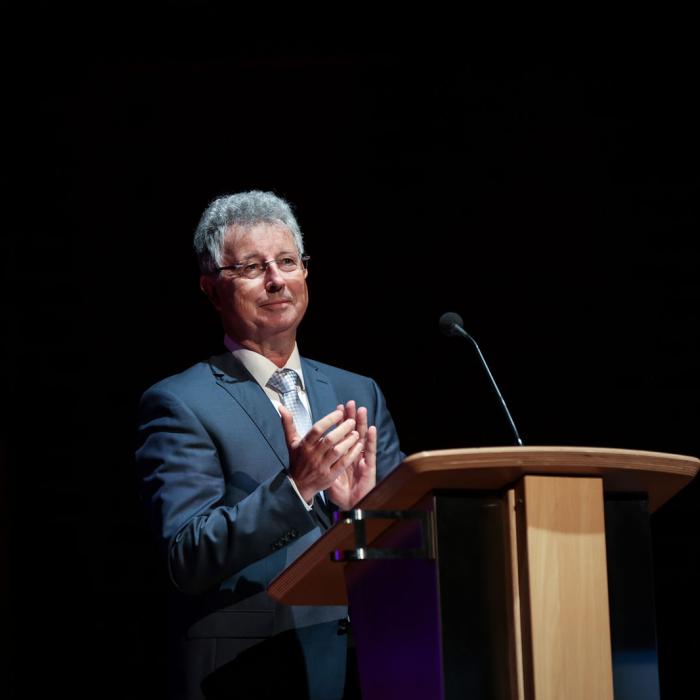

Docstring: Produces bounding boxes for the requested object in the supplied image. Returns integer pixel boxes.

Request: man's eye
[279,257,297,268]
[243,262,261,274]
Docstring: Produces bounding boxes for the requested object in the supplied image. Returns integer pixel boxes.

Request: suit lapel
[301,358,340,423]
[208,352,341,526]
[208,352,289,468]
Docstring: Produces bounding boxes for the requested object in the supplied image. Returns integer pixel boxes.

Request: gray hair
[193,190,305,274]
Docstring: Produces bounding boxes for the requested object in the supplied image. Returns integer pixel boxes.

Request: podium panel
[268,447,699,700]
[515,476,613,700]
[344,492,514,700]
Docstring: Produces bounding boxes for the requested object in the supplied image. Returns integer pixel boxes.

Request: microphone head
[439,311,464,337]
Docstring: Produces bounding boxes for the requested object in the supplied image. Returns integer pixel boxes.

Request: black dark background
[2,12,699,699]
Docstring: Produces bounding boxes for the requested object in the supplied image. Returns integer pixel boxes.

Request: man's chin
[257,314,302,337]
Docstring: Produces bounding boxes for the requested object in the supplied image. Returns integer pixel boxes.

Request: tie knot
[267,368,301,395]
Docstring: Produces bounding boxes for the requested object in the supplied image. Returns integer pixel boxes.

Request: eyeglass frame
[214,254,310,279]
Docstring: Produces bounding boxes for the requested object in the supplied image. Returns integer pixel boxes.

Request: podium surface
[269,446,698,606]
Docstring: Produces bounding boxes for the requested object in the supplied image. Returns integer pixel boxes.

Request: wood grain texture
[517,476,614,700]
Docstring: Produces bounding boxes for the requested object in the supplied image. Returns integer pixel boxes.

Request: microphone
[439,312,524,446]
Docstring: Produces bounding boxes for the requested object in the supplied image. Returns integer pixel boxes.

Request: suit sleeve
[136,386,319,595]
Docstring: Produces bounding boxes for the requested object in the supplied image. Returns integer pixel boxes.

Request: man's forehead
[223,222,296,251]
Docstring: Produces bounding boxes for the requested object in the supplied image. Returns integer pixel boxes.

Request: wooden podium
[268,447,699,700]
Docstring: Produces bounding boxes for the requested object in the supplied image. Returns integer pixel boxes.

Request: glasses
[215,254,310,280]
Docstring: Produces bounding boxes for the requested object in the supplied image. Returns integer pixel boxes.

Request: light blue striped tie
[267,368,313,437]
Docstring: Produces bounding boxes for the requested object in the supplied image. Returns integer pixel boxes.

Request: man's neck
[226,334,296,368]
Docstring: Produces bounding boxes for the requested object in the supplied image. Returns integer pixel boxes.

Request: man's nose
[264,261,286,291]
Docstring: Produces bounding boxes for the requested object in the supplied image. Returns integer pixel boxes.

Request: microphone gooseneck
[439,312,524,447]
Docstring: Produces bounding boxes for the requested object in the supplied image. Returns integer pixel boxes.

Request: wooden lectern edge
[371,446,698,512]
[268,446,699,605]
[402,445,699,473]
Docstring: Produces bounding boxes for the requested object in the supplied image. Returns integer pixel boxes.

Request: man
[136,191,404,699]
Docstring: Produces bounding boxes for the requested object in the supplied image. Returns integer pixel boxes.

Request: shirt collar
[224,335,305,390]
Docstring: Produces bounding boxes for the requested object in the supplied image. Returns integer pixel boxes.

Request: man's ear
[200,274,222,312]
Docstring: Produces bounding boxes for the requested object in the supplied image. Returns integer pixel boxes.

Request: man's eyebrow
[237,250,296,261]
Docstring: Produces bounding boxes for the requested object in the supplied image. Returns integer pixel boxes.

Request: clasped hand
[279,400,377,510]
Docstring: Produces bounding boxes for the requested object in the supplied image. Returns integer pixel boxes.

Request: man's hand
[326,400,377,510]
[280,407,364,504]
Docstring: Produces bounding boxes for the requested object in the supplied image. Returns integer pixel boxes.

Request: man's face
[201,222,309,347]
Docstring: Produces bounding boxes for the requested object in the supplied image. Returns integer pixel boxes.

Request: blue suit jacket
[136,351,404,700]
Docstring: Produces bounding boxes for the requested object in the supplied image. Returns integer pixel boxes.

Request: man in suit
[136,191,404,699]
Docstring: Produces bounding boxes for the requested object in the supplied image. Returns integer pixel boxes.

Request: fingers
[335,401,368,436]
[316,415,360,458]
[355,406,368,439]
[282,401,377,503]
[363,425,377,469]
[317,417,357,453]
[326,402,371,456]
[344,400,356,422]
[329,436,365,478]
[304,409,345,444]
[278,405,299,445]
[327,433,375,509]
[299,404,373,462]
[326,430,360,472]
